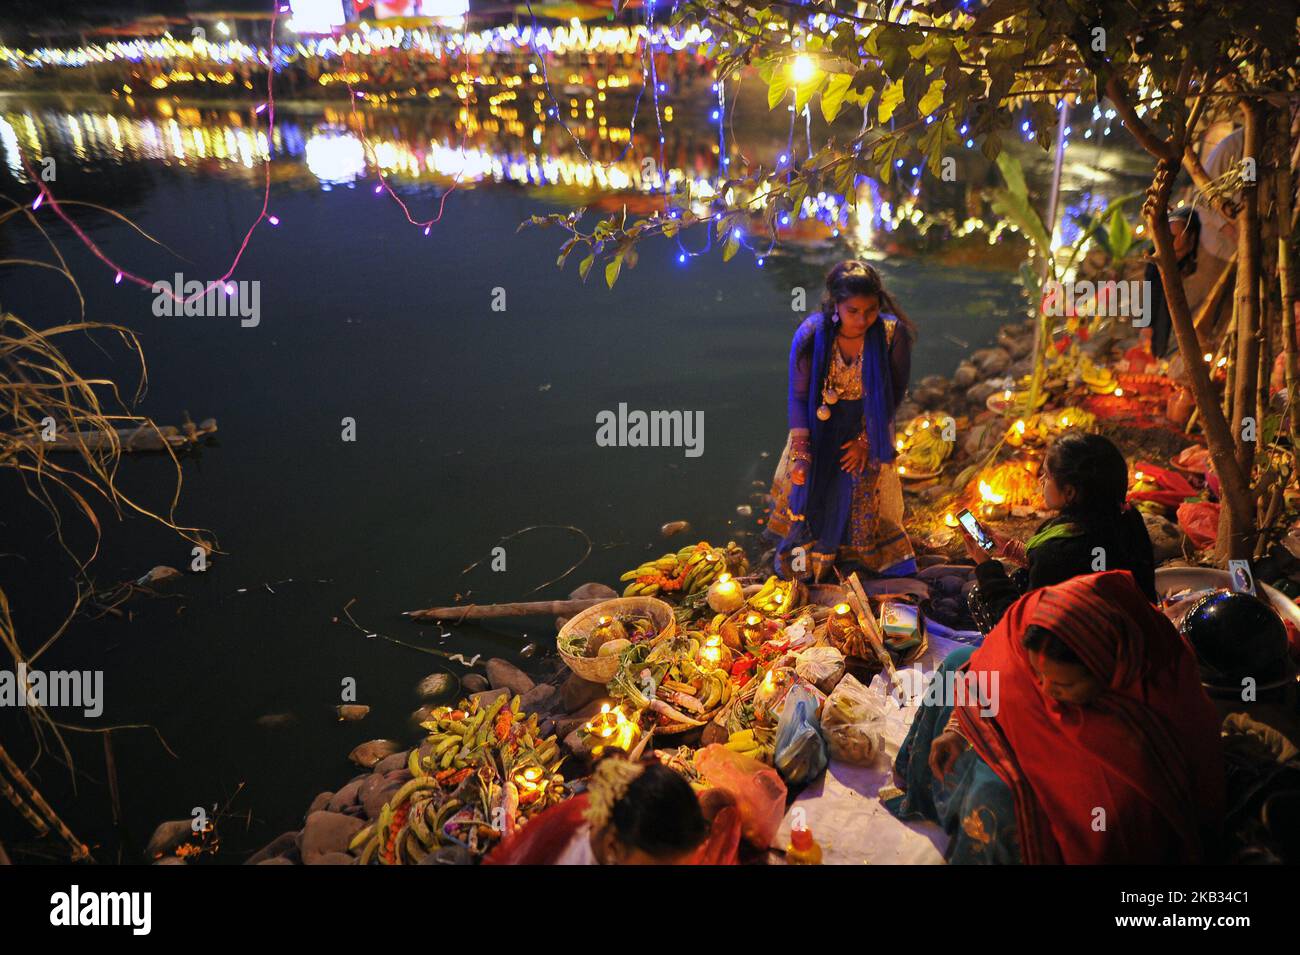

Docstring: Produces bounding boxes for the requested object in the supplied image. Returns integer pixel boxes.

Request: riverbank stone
[144,819,193,860]
[486,658,534,695]
[470,687,510,709]
[560,671,607,712]
[307,791,333,816]
[301,811,366,864]
[327,777,366,813]
[373,751,409,775]
[246,830,299,865]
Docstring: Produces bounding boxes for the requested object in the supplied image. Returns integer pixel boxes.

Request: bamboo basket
[558,597,676,684]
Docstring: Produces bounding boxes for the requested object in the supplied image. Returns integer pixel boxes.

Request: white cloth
[771,634,966,864]
[552,823,598,865]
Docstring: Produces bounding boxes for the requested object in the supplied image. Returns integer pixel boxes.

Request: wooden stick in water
[404,597,609,623]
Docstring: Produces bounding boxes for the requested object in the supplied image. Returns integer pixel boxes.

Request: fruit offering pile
[620,540,748,598]
[349,692,565,864]
[895,414,955,478]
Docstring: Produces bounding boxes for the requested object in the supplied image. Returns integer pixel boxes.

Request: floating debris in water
[415,672,458,699]
[736,505,753,517]
[538,383,552,392]
[348,739,401,768]
[336,704,369,722]
[447,652,481,667]
[760,451,769,458]
[135,566,181,586]
[255,713,296,729]
[660,520,691,538]
[520,642,538,659]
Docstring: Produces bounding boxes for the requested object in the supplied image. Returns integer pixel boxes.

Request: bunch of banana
[696,668,733,710]
[621,552,681,596]
[747,575,802,616]
[681,548,725,596]
[721,540,749,578]
[1078,355,1118,395]
[723,726,776,762]
[896,415,952,476]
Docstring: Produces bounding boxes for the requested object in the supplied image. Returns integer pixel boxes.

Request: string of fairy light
[6,3,1149,290]
[20,3,288,306]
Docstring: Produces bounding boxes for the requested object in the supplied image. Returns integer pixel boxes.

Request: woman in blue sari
[767,260,916,582]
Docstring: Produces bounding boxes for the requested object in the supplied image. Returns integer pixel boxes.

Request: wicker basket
[558,597,677,684]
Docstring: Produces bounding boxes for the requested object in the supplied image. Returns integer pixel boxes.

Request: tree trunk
[1277,108,1300,480]
[1145,158,1256,558]
[1231,102,1263,487]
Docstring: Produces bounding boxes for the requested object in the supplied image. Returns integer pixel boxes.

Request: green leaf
[981,132,1002,162]
[990,152,1051,255]
[767,71,789,111]
[877,82,905,123]
[605,254,623,289]
[722,233,739,263]
[578,254,595,283]
[794,71,826,113]
[918,77,945,117]
[1106,205,1135,261]
[821,72,852,124]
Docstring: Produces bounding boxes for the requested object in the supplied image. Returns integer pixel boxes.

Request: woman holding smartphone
[766,260,916,582]
[961,431,1156,631]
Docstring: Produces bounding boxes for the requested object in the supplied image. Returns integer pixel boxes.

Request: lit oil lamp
[584,702,638,757]
[827,601,862,648]
[944,512,960,528]
[588,614,627,654]
[513,765,546,796]
[706,572,744,613]
[739,612,766,650]
[699,633,731,670]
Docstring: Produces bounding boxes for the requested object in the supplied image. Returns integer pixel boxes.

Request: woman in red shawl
[485,758,741,865]
[889,570,1224,863]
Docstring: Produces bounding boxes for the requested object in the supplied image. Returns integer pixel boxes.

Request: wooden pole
[403,597,610,622]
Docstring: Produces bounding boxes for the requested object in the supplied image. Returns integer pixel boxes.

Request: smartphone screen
[957,508,995,551]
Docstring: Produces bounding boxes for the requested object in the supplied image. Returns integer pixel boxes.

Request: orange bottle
[786,826,823,865]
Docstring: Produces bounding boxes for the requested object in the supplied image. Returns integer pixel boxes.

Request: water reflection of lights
[2,100,1074,260]
[304,130,366,184]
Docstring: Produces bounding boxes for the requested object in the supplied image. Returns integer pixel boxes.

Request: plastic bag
[1177,501,1220,550]
[793,646,845,695]
[694,744,788,848]
[824,722,882,765]
[781,612,818,651]
[773,684,829,787]
[820,673,887,766]
[822,672,883,727]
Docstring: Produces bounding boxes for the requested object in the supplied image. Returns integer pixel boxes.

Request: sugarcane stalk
[844,573,906,704]
[404,597,609,622]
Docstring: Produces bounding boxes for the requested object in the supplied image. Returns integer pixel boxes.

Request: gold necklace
[816,345,863,420]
